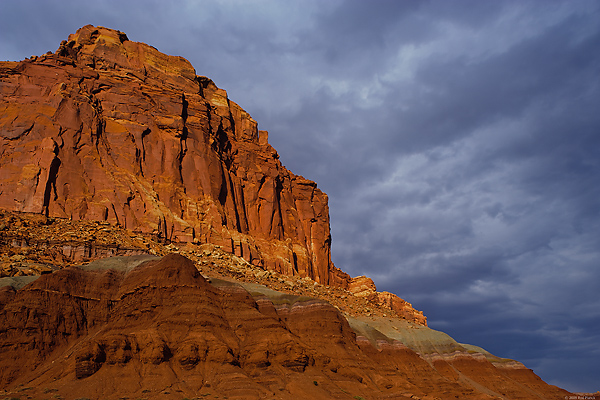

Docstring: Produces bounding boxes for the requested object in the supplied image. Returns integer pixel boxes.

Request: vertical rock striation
[0,25,348,286]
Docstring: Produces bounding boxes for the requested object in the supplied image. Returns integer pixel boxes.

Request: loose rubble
[0,209,411,321]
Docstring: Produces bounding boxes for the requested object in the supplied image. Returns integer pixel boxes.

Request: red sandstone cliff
[0,25,424,324]
[0,25,345,285]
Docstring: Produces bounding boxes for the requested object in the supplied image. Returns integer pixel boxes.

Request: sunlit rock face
[0,25,430,325]
[0,24,349,286]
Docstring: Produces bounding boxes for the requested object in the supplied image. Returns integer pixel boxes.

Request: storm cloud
[1,0,599,392]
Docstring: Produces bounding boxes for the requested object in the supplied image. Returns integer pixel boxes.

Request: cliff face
[0,25,345,285]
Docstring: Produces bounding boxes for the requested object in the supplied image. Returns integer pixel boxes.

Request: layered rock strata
[0,254,570,400]
[0,25,423,322]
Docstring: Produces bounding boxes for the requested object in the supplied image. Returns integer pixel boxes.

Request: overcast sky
[2,0,599,393]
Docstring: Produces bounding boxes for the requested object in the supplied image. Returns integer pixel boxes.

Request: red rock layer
[0,254,569,400]
[0,25,347,286]
[349,275,427,325]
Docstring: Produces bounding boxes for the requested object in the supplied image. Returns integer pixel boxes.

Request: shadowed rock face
[0,24,347,286]
[0,254,570,400]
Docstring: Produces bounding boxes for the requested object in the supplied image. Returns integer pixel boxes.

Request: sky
[1,0,599,393]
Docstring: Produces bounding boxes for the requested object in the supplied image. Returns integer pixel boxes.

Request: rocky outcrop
[0,25,346,286]
[0,25,427,322]
[350,275,427,325]
[0,254,570,400]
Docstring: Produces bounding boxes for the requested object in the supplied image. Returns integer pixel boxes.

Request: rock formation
[349,275,426,325]
[0,254,570,399]
[0,25,422,323]
[0,25,577,398]
[0,209,427,325]
[0,25,343,285]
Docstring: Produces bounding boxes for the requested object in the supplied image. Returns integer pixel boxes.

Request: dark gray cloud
[2,0,599,393]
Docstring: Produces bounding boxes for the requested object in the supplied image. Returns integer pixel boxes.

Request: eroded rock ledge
[0,209,427,325]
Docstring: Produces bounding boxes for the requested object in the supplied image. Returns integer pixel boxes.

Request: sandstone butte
[0,26,576,399]
[0,24,425,325]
